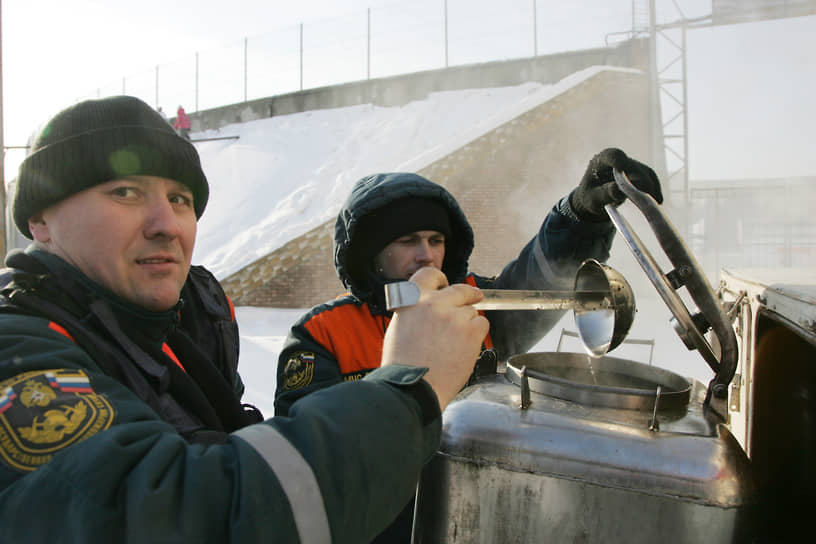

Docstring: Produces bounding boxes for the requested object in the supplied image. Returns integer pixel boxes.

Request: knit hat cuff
[348,197,453,270]
[14,125,207,237]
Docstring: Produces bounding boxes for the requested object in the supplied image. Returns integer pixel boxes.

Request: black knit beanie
[14,95,209,238]
[350,196,452,268]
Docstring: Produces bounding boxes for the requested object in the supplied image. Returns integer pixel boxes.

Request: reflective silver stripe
[234,424,331,543]
[532,234,559,285]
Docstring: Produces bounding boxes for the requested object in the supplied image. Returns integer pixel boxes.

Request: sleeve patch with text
[0,369,114,472]
[282,352,315,391]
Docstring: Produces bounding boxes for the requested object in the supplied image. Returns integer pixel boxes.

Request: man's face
[29,176,197,311]
[373,230,446,280]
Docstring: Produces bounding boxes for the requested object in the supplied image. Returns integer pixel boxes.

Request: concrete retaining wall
[220,68,652,307]
[188,39,648,132]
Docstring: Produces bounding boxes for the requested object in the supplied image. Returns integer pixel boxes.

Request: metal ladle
[571,259,635,356]
[384,258,636,357]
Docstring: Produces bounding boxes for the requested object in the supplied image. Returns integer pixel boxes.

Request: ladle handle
[385,284,610,312]
[473,290,610,311]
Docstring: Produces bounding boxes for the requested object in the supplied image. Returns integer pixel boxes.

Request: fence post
[195,52,199,112]
[299,23,304,90]
[0,1,6,260]
[367,8,371,80]
[533,0,538,56]
[444,0,449,67]
[244,37,248,102]
[0,5,5,262]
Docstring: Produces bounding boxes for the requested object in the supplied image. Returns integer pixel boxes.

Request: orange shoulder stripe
[162,343,186,372]
[304,303,387,375]
[48,322,76,343]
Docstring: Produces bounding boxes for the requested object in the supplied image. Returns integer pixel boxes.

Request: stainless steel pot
[412,353,756,543]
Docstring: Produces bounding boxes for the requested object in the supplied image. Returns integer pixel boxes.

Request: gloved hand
[569,148,663,222]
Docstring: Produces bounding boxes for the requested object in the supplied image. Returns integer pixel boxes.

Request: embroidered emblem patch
[0,369,114,472]
[282,352,315,391]
[342,371,368,382]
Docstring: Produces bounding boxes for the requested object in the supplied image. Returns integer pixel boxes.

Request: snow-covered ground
[233,307,305,415]
[186,67,715,416]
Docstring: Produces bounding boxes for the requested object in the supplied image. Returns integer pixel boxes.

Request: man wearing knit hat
[274,154,662,543]
[0,96,490,543]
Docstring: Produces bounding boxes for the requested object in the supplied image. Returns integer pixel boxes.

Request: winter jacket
[0,246,442,543]
[174,107,191,130]
[273,172,616,543]
[275,172,617,416]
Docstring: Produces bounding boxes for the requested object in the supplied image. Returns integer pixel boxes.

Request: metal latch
[649,386,662,432]
[729,373,742,412]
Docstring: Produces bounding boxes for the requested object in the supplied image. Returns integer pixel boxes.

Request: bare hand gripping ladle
[384,257,636,357]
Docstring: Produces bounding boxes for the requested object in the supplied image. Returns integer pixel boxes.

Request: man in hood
[274,148,662,543]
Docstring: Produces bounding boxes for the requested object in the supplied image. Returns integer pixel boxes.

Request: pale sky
[2,0,399,174]
[3,0,815,182]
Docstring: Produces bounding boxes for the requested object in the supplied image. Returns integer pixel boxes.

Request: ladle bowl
[573,259,636,357]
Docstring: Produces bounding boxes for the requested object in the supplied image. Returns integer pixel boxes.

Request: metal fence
[77,0,637,115]
[687,178,816,279]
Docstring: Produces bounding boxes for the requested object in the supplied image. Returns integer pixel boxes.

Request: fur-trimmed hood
[334,172,474,313]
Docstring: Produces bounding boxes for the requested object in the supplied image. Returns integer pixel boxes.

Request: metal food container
[412,352,756,543]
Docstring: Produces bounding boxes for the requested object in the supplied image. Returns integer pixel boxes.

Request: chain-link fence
[76,0,636,114]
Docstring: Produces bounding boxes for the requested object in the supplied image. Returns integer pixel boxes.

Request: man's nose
[144,198,182,239]
[415,241,433,262]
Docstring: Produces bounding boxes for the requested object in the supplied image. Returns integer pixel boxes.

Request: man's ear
[28,213,51,243]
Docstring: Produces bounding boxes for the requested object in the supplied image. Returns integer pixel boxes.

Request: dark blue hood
[334,172,474,312]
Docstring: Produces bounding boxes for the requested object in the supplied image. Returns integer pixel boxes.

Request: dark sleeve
[0,315,441,544]
[245,366,441,543]
[273,311,345,416]
[480,200,617,359]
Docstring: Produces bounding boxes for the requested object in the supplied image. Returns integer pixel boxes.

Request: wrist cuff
[557,194,582,223]
[365,365,441,425]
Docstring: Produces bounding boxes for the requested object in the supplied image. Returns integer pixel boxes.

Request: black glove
[569,148,663,222]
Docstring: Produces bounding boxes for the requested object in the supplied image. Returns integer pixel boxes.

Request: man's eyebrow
[163,180,193,195]
[174,185,194,195]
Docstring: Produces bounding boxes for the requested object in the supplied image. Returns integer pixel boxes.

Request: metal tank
[411,170,756,542]
[412,354,755,543]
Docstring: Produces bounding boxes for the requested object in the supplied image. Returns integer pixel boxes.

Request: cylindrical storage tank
[412,353,756,543]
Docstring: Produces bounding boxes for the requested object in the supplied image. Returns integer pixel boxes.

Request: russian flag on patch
[47,372,93,394]
[0,386,17,414]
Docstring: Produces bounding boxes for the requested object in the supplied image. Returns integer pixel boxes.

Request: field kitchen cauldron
[410,170,756,543]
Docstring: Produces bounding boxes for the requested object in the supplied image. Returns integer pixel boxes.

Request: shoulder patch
[282,352,315,391]
[0,369,114,472]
